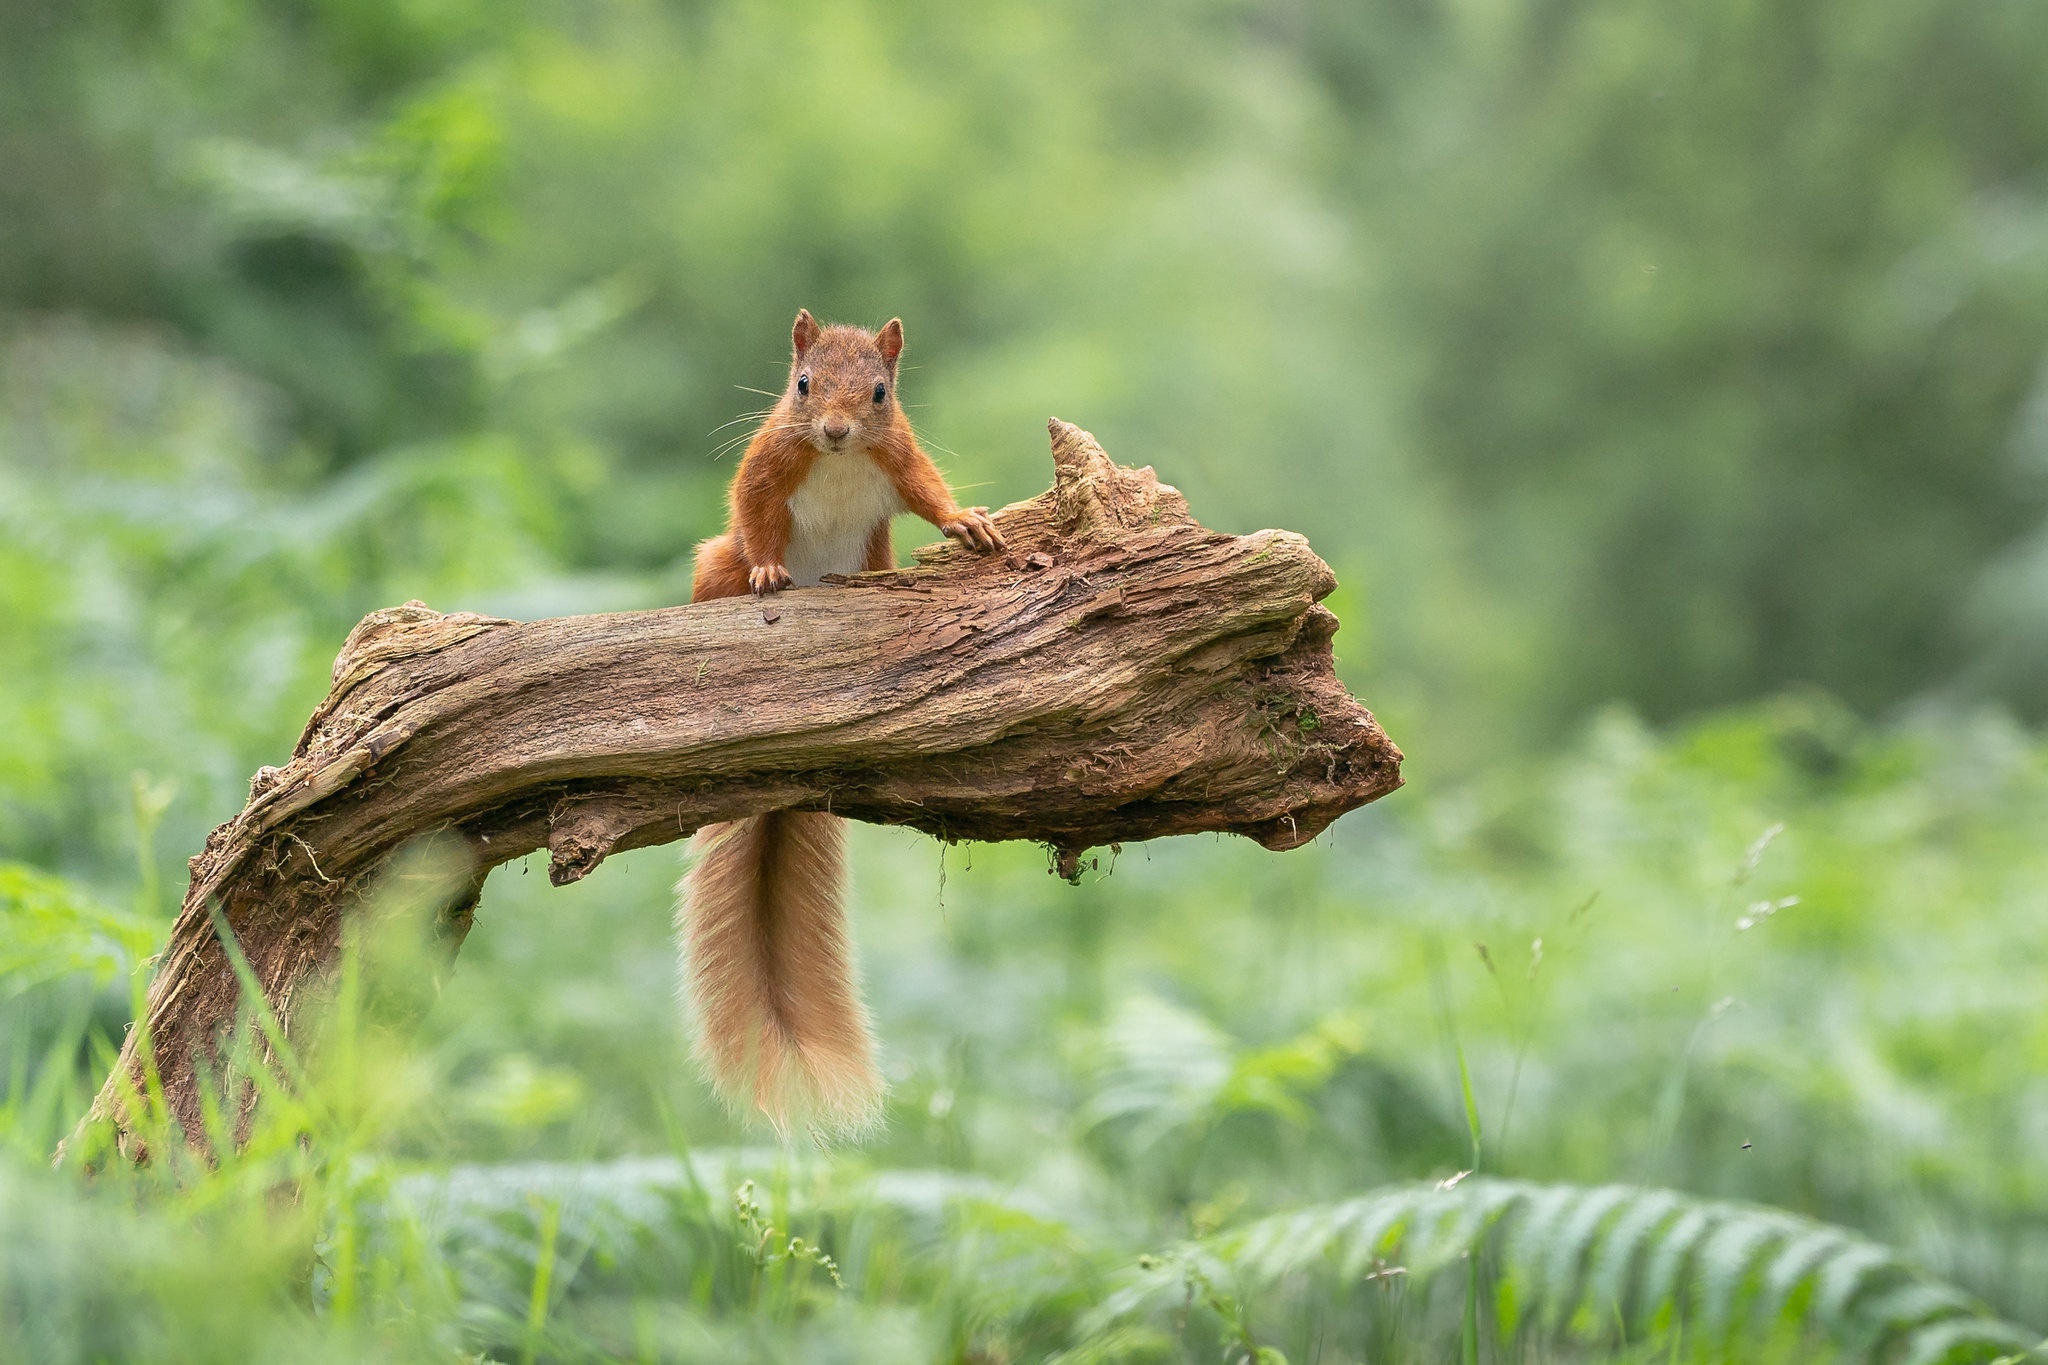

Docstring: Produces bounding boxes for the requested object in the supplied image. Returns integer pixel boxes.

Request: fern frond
[1106,1177,2042,1363]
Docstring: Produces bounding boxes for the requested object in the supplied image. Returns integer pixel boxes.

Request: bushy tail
[676,810,883,1136]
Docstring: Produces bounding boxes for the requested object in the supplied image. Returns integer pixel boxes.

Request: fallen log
[77,419,1403,1161]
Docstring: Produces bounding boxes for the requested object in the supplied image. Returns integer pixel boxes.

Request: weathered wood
[78,419,1403,1161]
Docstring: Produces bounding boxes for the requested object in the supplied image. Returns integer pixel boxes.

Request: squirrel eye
[872,382,887,404]
[797,373,809,397]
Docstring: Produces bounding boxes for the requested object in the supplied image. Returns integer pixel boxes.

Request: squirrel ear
[877,318,904,363]
[793,309,820,356]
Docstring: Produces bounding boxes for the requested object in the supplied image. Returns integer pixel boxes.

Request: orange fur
[717,315,1003,588]
[690,533,751,601]
[677,811,881,1135]
[677,310,1003,1137]
[864,519,894,573]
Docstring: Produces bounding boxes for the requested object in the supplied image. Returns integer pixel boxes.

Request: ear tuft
[793,309,820,356]
[877,318,904,363]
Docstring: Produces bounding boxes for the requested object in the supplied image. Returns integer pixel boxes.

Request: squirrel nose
[822,419,850,441]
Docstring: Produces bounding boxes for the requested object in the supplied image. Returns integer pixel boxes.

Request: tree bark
[77,419,1403,1162]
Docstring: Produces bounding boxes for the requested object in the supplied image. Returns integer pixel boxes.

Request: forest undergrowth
[7,692,2048,1363]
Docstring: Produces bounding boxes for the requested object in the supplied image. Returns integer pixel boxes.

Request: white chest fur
[782,449,905,586]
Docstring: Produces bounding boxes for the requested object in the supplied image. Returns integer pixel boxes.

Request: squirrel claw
[942,507,1004,553]
[749,564,793,595]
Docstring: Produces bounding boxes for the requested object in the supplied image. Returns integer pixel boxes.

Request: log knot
[1048,417,1194,539]
[294,600,513,759]
[547,799,643,886]
[330,600,511,696]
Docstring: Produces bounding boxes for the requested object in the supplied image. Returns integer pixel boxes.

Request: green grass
[7,697,2048,1362]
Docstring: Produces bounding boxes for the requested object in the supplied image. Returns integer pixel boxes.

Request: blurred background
[6,1,2048,1361]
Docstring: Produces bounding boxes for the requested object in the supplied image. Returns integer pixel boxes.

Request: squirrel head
[785,309,904,452]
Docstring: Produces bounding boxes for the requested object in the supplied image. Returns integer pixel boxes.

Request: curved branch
[78,419,1403,1161]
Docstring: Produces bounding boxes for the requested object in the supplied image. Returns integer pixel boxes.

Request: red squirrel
[680,308,1004,1134]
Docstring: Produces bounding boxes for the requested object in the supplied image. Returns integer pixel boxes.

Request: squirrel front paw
[940,507,1005,553]
[749,563,794,595]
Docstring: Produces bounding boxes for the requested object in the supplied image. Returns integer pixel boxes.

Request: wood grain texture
[76,419,1403,1161]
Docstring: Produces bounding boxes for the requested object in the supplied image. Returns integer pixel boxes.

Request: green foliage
[0,701,2045,1359]
[1345,0,2048,731]
[0,861,155,999]
[0,314,591,876]
[1108,1178,2042,1363]
[9,0,2048,743]
[6,1,2048,1360]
